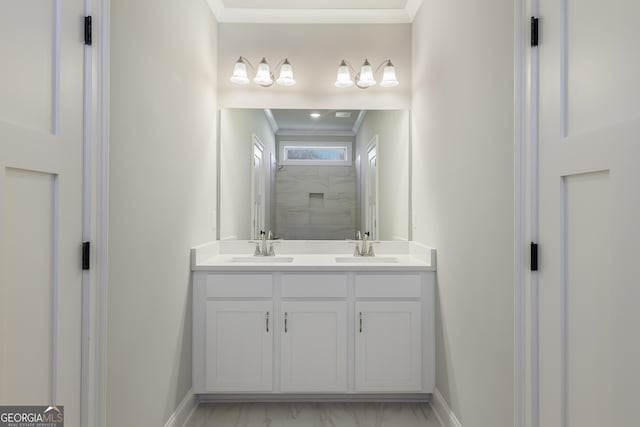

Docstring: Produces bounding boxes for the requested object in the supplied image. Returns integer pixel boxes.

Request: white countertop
[191,240,437,272]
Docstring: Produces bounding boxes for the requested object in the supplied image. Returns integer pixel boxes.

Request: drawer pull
[284,312,288,333]
[266,311,270,333]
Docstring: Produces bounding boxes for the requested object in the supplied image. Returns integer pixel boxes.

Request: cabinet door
[205,301,273,392]
[281,302,347,392]
[355,302,422,392]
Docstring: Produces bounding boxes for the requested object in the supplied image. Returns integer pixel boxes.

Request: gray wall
[412,0,515,426]
[275,165,356,240]
[108,0,218,425]
[274,135,356,240]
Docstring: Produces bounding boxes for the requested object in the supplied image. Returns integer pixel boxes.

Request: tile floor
[186,402,443,427]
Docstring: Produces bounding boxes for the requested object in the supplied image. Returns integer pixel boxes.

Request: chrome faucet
[353,231,376,256]
[353,231,362,256]
[249,230,277,256]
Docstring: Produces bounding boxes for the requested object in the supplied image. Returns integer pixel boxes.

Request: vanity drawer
[355,274,421,298]
[206,274,273,298]
[281,274,348,298]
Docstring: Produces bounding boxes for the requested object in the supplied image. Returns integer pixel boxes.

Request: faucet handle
[268,241,280,256]
[367,241,380,256]
[348,241,361,256]
[248,241,262,256]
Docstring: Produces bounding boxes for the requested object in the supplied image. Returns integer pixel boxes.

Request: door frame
[90,2,536,426]
[93,0,110,426]
[514,0,537,426]
[364,135,379,239]
[250,134,265,239]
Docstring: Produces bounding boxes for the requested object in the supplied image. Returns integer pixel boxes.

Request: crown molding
[277,130,355,137]
[207,1,423,24]
[404,0,423,21]
[352,110,367,135]
[263,109,279,134]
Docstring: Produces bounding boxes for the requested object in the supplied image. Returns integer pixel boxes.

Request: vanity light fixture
[334,59,399,89]
[230,57,296,87]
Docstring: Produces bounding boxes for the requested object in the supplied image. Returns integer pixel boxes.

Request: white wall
[356,110,410,241]
[108,0,217,425]
[219,109,276,240]
[218,24,411,110]
[412,1,514,426]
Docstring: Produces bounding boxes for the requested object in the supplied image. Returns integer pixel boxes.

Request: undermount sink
[231,256,294,263]
[335,256,399,263]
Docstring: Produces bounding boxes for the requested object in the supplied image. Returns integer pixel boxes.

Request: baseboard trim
[430,388,462,427]
[198,393,432,403]
[164,388,198,427]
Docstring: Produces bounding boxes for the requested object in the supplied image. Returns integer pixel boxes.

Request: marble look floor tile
[186,402,442,427]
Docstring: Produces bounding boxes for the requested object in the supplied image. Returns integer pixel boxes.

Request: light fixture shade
[357,59,376,87]
[334,60,354,88]
[230,58,250,85]
[253,57,273,86]
[379,60,399,87]
[276,59,296,86]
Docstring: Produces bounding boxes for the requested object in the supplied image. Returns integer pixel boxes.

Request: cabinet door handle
[266,311,270,333]
[359,312,363,333]
[284,312,288,333]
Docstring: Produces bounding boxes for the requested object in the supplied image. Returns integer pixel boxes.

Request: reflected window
[279,142,351,165]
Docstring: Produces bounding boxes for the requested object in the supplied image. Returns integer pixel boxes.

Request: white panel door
[535,0,640,425]
[205,301,273,392]
[355,302,421,392]
[0,0,86,424]
[365,138,378,239]
[251,135,265,239]
[280,302,347,392]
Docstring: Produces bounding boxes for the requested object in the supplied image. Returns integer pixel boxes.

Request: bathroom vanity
[191,240,436,400]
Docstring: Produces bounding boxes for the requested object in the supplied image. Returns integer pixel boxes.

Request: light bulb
[276,59,296,86]
[253,57,273,86]
[230,58,249,85]
[357,59,376,88]
[379,60,399,87]
[334,60,354,88]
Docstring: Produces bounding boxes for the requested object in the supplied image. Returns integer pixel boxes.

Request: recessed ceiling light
[309,112,321,119]
[335,112,352,118]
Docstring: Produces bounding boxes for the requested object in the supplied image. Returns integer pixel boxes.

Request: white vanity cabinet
[194,273,274,393]
[355,301,422,392]
[354,273,425,392]
[280,301,347,392]
[280,273,348,392]
[205,301,273,392]
[193,269,435,397]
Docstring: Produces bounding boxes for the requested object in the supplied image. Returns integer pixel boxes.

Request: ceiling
[270,109,362,134]
[207,0,423,23]
[223,0,408,9]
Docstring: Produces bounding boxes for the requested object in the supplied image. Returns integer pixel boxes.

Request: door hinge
[84,16,92,46]
[82,241,90,270]
[531,17,539,47]
[531,242,538,271]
